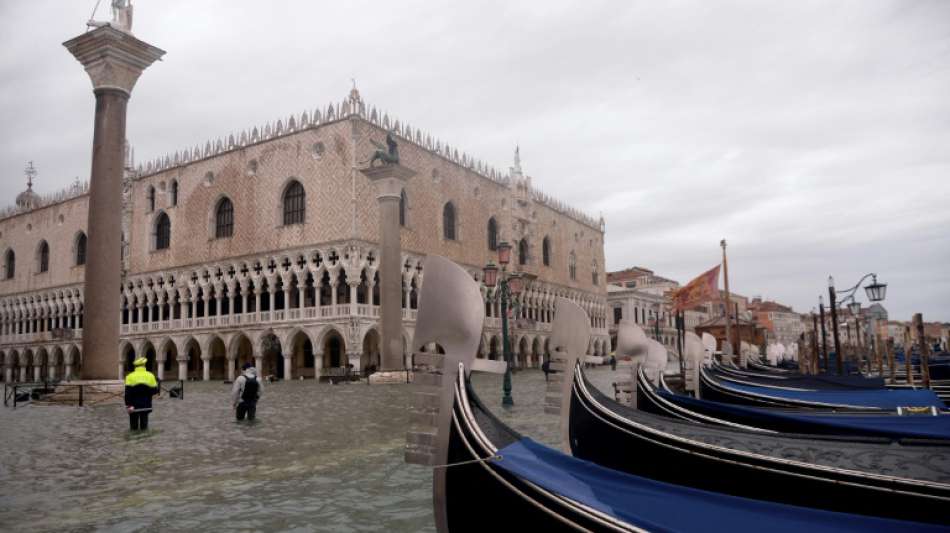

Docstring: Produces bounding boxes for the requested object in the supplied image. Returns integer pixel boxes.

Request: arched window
[592,260,599,285]
[399,189,407,227]
[4,250,14,279]
[518,239,528,265]
[568,251,577,281]
[147,186,156,212]
[155,213,171,250]
[75,232,87,266]
[215,197,234,238]
[282,180,305,225]
[542,236,551,266]
[443,202,456,240]
[38,241,49,273]
[170,180,178,207]
[487,217,498,251]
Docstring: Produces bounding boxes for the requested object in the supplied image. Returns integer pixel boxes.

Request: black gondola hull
[569,370,950,525]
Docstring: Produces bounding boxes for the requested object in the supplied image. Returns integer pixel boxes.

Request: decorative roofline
[134,89,604,231]
[0,180,90,223]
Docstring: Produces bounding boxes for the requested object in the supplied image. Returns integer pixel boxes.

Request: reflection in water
[0,367,619,532]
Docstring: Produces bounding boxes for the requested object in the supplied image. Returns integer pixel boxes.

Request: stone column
[359,164,416,371]
[34,365,42,382]
[283,352,293,380]
[254,353,263,376]
[349,281,359,316]
[4,366,12,384]
[201,356,211,381]
[227,357,236,382]
[178,357,188,381]
[156,358,165,381]
[49,363,57,382]
[65,27,164,379]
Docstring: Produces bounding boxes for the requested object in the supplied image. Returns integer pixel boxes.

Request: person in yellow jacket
[124,357,159,431]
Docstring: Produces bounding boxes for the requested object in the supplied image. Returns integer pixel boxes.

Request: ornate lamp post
[827,273,887,375]
[483,241,524,408]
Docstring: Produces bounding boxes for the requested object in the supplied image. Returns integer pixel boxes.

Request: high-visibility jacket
[124,367,159,410]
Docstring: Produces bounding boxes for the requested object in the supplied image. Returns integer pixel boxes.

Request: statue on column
[368,132,400,167]
[87,0,134,33]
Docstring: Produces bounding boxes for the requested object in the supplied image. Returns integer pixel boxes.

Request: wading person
[231,362,262,421]
[542,358,551,382]
[124,356,159,431]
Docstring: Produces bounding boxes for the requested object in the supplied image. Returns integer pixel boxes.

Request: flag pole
[720,239,733,360]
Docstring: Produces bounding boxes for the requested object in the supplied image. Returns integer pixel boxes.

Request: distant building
[748,298,805,347]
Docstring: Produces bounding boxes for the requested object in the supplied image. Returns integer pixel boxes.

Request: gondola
[440,360,947,532]
[699,364,945,410]
[407,256,950,532]
[642,367,950,442]
[710,360,886,389]
[569,362,950,524]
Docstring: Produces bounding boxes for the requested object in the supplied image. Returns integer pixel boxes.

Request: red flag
[670,265,721,313]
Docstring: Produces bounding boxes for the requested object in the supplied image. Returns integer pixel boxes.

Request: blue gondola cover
[495,438,945,532]
[717,379,946,409]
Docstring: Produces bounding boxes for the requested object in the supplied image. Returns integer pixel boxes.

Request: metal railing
[3,379,185,409]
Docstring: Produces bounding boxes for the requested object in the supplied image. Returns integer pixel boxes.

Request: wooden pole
[734,302,741,360]
[903,325,915,386]
[914,313,931,388]
[720,239,733,359]
[886,338,895,384]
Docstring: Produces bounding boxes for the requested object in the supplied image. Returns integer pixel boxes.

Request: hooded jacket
[231,367,262,406]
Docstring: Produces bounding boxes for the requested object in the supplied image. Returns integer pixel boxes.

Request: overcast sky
[1,1,948,321]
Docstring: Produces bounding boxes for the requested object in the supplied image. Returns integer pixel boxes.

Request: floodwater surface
[0,367,620,532]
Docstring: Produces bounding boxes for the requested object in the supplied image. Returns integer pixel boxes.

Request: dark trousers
[236,402,257,421]
[129,411,150,431]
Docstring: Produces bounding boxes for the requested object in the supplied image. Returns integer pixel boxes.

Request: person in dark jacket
[124,356,159,431]
[231,363,262,421]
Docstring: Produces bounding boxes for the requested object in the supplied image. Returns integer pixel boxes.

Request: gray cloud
[1,0,948,320]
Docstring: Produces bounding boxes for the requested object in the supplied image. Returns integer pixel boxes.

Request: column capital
[63,26,165,96]
[359,164,417,201]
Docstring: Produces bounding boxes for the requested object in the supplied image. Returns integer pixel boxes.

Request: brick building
[0,88,609,382]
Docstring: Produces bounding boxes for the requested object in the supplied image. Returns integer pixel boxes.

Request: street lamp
[848,300,862,316]
[864,275,887,302]
[483,241,524,408]
[826,272,887,375]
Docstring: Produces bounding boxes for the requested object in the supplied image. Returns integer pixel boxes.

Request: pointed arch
[399,189,408,227]
[36,240,50,273]
[487,217,498,251]
[214,196,234,238]
[518,238,528,266]
[542,236,551,266]
[74,231,87,266]
[154,212,171,250]
[282,179,306,225]
[442,202,456,240]
[3,248,14,279]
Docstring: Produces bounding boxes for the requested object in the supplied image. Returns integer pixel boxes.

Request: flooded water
[0,367,620,532]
